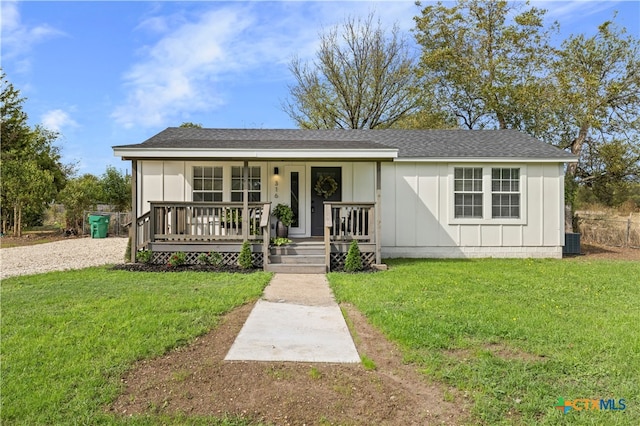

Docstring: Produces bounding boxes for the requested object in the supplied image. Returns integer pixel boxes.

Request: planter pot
[276,221,289,238]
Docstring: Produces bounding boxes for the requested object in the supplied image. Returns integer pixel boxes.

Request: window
[492,168,520,218]
[454,167,483,218]
[193,166,222,201]
[231,166,261,202]
[290,171,299,227]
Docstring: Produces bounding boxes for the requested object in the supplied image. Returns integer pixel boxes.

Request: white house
[113,128,576,271]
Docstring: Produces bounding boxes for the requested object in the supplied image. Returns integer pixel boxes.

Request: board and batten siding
[380,162,565,258]
[137,161,188,216]
[136,159,377,217]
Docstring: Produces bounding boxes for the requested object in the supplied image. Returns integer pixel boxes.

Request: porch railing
[136,202,271,248]
[323,202,379,269]
[324,202,376,242]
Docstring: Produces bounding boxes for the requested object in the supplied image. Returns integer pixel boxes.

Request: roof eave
[112,147,398,160]
[393,156,578,163]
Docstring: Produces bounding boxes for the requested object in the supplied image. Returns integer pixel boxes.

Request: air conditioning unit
[563,233,581,255]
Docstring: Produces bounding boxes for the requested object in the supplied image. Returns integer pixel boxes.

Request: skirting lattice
[329,252,375,271]
[151,251,263,268]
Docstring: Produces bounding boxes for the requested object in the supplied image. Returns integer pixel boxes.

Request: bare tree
[284,14,422,129]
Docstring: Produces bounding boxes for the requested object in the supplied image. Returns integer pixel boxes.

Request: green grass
[1,267,272,425]
[328,258,640,425]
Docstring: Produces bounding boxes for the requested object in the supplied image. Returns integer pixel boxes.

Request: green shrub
[238,241,253,269]
[344,240,363,272]
[135,249,153,264]
[198,251,223,266]
[168,251,186,268]
[272,203,294,226]
[270,237,292,246]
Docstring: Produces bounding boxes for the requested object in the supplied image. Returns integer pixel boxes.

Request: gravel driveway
[1,237,128,279]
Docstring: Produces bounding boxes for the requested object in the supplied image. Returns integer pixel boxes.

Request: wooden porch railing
[323,202,380,269]
[325,202,376,242]
[136,211,151,250]
[136,202,271,247]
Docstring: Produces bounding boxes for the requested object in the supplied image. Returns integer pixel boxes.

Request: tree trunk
[16,205,23,237]
[567,124,589,176]
[13,206,18,237]
[564,124,589,233]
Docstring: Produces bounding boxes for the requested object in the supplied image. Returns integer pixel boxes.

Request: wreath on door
[314,175,339,198]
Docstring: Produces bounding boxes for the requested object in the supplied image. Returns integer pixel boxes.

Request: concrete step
[264,263,327,274]
[269,254,325,264]
[270,243,325,256]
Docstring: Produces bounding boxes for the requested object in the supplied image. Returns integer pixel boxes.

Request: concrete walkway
[225,274,361,363]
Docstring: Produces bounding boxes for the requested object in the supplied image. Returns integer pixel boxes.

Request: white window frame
[453,167,484,219]
[187,162,265,202]
[231,165,262,202]
[449,164,527,225]
[192,165,223,202]
[491,167,521,219]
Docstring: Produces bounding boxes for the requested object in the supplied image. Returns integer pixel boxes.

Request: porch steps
[265,241,327,274]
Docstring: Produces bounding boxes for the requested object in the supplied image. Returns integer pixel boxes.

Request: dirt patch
[572,243,640,261]
[0,230,74,248]
[111,263,254,274]
[109,303,469,425]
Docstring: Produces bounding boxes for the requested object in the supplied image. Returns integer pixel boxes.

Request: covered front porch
[133,201,380,272]
[114,128,397,271]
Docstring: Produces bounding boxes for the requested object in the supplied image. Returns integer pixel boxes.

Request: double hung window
[231,166,261,202]
[452,166,522,221]
[192,166,222,201]
[192,165,262,202]
[454,167,483,218]
[491,168,520,218]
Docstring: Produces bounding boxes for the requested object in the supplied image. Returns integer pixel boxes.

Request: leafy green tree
[547,19,640,224]
[1,160,55,236]
[414,0,556,133]
[1,71,30,155]
[101,166,131,212]
[179,122,203,128]
[577,138,640,207]
[1,72,72,232]
[551,20,640,178]
[57,174,103,231]
[284,13,422,129]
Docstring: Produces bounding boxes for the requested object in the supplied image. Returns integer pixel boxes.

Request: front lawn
[1,267,271,425]
[329,258,639,425]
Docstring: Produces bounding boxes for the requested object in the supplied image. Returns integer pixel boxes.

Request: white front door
[286,165,306,237]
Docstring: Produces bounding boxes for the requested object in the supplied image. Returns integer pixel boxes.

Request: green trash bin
[88,214,110,238]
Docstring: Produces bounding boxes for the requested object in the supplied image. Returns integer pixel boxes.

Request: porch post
[130,160,138,262]
[375,161,382,265]
[324,203,332,272]
[242,161,249,241]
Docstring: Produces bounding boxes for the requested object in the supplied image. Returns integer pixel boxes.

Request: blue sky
[2,1,639,176]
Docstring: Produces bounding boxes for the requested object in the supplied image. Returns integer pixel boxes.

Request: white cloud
[0,1,65,69]
[532,1,621,24]
[111,2,419,129]
[41,109,78,133]
[112,6,256,128]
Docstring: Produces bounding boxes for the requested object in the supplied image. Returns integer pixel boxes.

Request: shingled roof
[113,127,575,161]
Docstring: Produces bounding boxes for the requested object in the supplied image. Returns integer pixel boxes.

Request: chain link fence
[82,211,132,237]
[576,212,640,248]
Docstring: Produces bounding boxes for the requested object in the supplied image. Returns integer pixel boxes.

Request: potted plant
[272,203,294,238]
